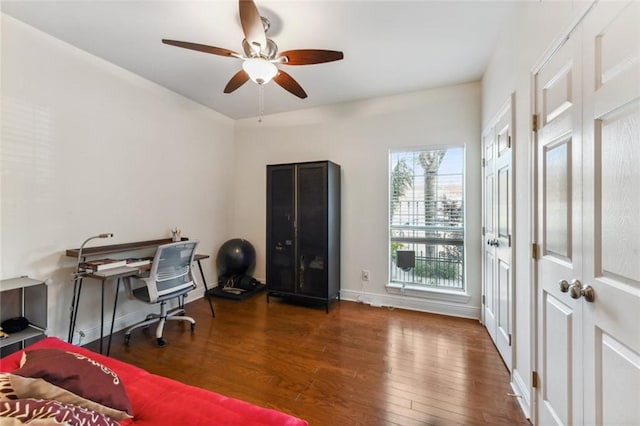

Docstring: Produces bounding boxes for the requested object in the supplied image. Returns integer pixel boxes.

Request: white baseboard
[511,368,531,420]
[340,289,480,319]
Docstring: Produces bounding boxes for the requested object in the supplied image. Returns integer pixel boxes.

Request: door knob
[569,280,582,299]
[581,285,595,302]
[559,279,569,292]
[569,280,595,302]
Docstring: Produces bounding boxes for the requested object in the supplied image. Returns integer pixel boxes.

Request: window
[389,146,465,292]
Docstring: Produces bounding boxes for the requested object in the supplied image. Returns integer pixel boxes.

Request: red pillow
[13,348,133,417]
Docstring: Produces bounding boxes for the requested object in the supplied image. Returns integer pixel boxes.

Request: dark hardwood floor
[88,294,529,425]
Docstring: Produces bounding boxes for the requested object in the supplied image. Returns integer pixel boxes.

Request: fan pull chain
[258,84,264,123]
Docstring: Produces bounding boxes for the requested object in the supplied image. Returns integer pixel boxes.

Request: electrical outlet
[361,269,370,282]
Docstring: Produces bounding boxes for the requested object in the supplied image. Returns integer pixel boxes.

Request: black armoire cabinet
[266,161,340,312]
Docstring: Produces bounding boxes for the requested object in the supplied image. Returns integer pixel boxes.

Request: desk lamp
[74,233,114,275]
[68,233,113,342]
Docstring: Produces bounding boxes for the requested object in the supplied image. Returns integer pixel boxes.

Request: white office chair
[124,240,199,346]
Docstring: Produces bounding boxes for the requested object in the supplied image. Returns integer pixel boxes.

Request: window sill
[385,283,471,304]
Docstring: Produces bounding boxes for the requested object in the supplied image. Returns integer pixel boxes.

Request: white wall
[1,15,236,343]
[233,82,482,319]
[481,1,586,418]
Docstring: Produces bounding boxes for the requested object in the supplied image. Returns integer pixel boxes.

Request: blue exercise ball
[216,238,256,279]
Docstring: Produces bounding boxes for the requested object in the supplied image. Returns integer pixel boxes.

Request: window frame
[386,144,470,303]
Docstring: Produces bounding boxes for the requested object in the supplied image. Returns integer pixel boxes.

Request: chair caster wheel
[191,323,196,332]
[124,335,131,345]
[157,338,166,346]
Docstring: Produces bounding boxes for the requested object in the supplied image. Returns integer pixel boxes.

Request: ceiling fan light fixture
[242,58,278,85]
[162,0,344,99]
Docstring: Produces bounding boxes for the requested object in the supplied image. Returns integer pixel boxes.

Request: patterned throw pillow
[8,348,133,421]
[1,373,130,422]
[0,398,119,426]
[0,374,19,402]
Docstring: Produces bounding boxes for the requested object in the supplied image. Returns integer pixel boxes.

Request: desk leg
[106,278,120,357]
[68,278,83,343]
[196,260,215,317]
[99,281,105,354]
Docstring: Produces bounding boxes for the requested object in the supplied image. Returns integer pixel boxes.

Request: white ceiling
[1,1,520,119]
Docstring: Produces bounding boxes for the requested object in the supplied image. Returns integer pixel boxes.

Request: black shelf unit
[266,161,340,312]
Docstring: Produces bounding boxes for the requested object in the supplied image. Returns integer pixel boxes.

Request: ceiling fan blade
[239,0,267,53]
[273,70,307,99]
[278,49,344,65]
[162,39,240,58]
[224,70,250,94]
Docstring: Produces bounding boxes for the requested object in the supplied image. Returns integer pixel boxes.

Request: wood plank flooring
[88,294,530,425]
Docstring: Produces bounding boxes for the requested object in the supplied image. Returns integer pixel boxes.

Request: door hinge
[482,295,485,305]
[507,135,512,148]
[508,333,512,346]
[532,114,539,132]
[482,158,486,167]
[532,371,539,388]
[508,234,512,247]
[532,243,540,260]
[482,226,486,236]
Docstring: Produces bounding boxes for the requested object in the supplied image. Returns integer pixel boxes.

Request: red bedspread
[0,337,307,426]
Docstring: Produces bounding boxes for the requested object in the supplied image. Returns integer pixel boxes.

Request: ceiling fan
[162,0,344,99]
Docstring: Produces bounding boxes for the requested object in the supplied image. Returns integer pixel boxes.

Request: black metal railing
[390,242,464,290]
[390,194,464,290]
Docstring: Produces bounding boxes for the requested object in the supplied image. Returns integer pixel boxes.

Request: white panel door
[581,2,640,424]
[535,2,640,425]
[483,127,498,347]
[483,97,514,371]
[535,31,584,426]
[495,103,513,371]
